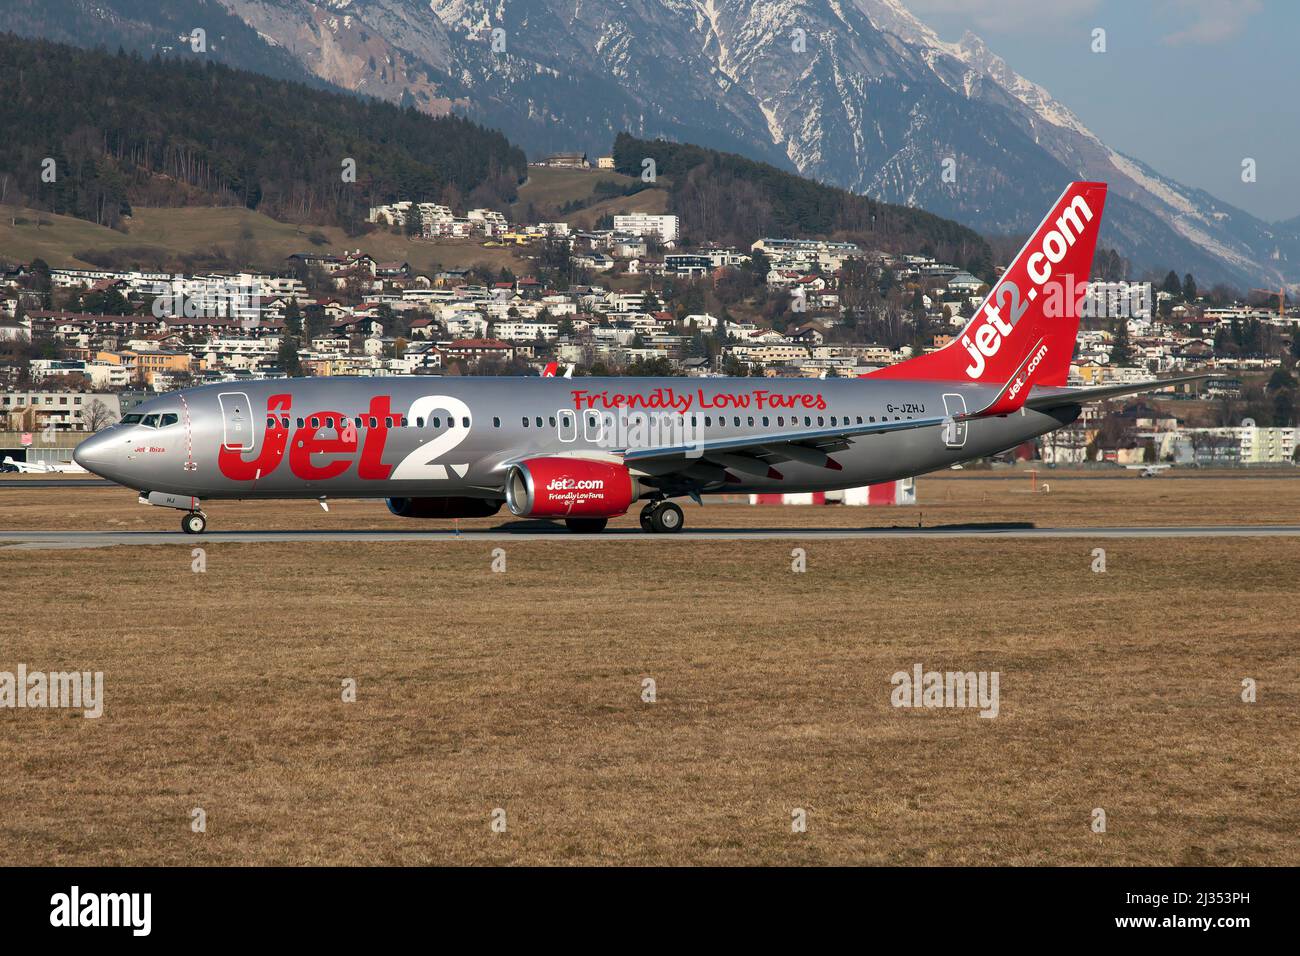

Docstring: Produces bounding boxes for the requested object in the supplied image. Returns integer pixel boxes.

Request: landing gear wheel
[651,501,684,534]
[639,504,657,532]
[181,511,207,534]
[565,517,608,533]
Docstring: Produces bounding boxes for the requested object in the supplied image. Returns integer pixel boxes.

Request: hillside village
[2,192,1298,467]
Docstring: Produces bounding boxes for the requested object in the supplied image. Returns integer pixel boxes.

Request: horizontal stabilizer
[1025,373,1211,410]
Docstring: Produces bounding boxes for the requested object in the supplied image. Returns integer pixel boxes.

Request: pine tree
[1162,270,1182,298]
[1110,319,1133,366]
[277,336,303,377]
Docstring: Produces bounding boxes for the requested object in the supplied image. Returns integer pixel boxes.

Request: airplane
[2,455,88,475]
[74,181,1207,535]
[1126,463,1172,477]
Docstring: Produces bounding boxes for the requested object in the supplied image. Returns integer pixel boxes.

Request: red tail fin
[866,181,1107,387]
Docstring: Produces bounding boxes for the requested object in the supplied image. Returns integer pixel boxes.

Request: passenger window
[523,417,529,427]
[733,416,740,427]
[747,416,754,427]
[385,417,394,428]
[548,416,556,428]
[493,417,501,428]
[282,417,291,429]
[778,416,785,427]
[804,416,811,427]
[463,417,471,428]
[416,418,424,428]
[297,418,305,428]
[856,416,863,425]
[818,417,825,427]
[266,416,276,427]
[870,416,876,423]
[433,417,441,428]
[704,416,712,426]
[310,417,320,429]
[401,417,409,427]
[368,417,377,429]
[762,417,769,427]
[536,417,543,428]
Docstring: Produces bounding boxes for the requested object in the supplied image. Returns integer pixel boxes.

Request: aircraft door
[941,393,968,449]
[557,409,577,442]
[218,391,256,452]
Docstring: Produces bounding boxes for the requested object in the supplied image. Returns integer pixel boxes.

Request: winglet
[972,336,1051,417]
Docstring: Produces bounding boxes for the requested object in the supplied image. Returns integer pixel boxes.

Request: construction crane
[1250,287,1287,317]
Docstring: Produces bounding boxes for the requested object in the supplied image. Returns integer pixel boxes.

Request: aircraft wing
[621,413,952,480]
[622,350,1050,480]
[1025,373,1211,411]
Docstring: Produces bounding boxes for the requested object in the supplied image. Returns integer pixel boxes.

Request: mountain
[0,0,327,87]
[226,0,1300,288]
[0,32,527,230]
[6,0,1297,287]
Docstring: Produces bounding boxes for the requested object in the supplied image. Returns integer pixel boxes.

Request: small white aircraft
[2,455,88,474]
[1126,463,1172,478]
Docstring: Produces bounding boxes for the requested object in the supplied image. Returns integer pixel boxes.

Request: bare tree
[82,399,116,432]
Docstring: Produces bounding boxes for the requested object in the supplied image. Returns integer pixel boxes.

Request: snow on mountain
[72,0,1292,287]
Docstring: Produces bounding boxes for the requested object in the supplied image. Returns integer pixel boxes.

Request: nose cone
[73,432,114,474]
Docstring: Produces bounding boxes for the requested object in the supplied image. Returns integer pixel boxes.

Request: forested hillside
[0,33,527,232]
[613,133,994,278]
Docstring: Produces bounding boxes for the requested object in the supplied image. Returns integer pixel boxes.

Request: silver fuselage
[74,376,1078,501]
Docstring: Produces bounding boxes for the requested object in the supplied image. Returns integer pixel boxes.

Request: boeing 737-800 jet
[73,182,1202,534]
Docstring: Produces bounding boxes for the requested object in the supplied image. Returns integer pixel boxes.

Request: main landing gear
[640,501,684,534]
[181,511,207,534]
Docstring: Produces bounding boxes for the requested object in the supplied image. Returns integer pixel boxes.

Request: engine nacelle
[385,497,503,519]
[505,457,637,519]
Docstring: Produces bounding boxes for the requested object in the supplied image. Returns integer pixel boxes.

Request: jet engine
[385,497,503,519]
[505,457,638,518]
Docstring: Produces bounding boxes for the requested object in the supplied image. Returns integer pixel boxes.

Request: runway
[4,525,1300,549]
[0,478,113,488]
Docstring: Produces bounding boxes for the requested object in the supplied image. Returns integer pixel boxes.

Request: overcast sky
[905,0,1298,222]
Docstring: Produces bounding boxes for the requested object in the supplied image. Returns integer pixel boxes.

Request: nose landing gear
[181,511,207,534]
[640,500,684,534]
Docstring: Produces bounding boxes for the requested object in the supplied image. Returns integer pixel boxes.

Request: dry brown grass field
[0,474,1297,865]
[0,204,529,275]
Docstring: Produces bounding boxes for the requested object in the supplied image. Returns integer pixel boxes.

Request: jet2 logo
[546,477,605,491]
[217,394,471,482]
[961,194,1095,379]
[1006,344,1049,401]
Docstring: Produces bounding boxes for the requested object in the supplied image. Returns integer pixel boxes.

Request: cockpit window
[157,413,179,427]
[120,413,144,425]
[140,414,160,428]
